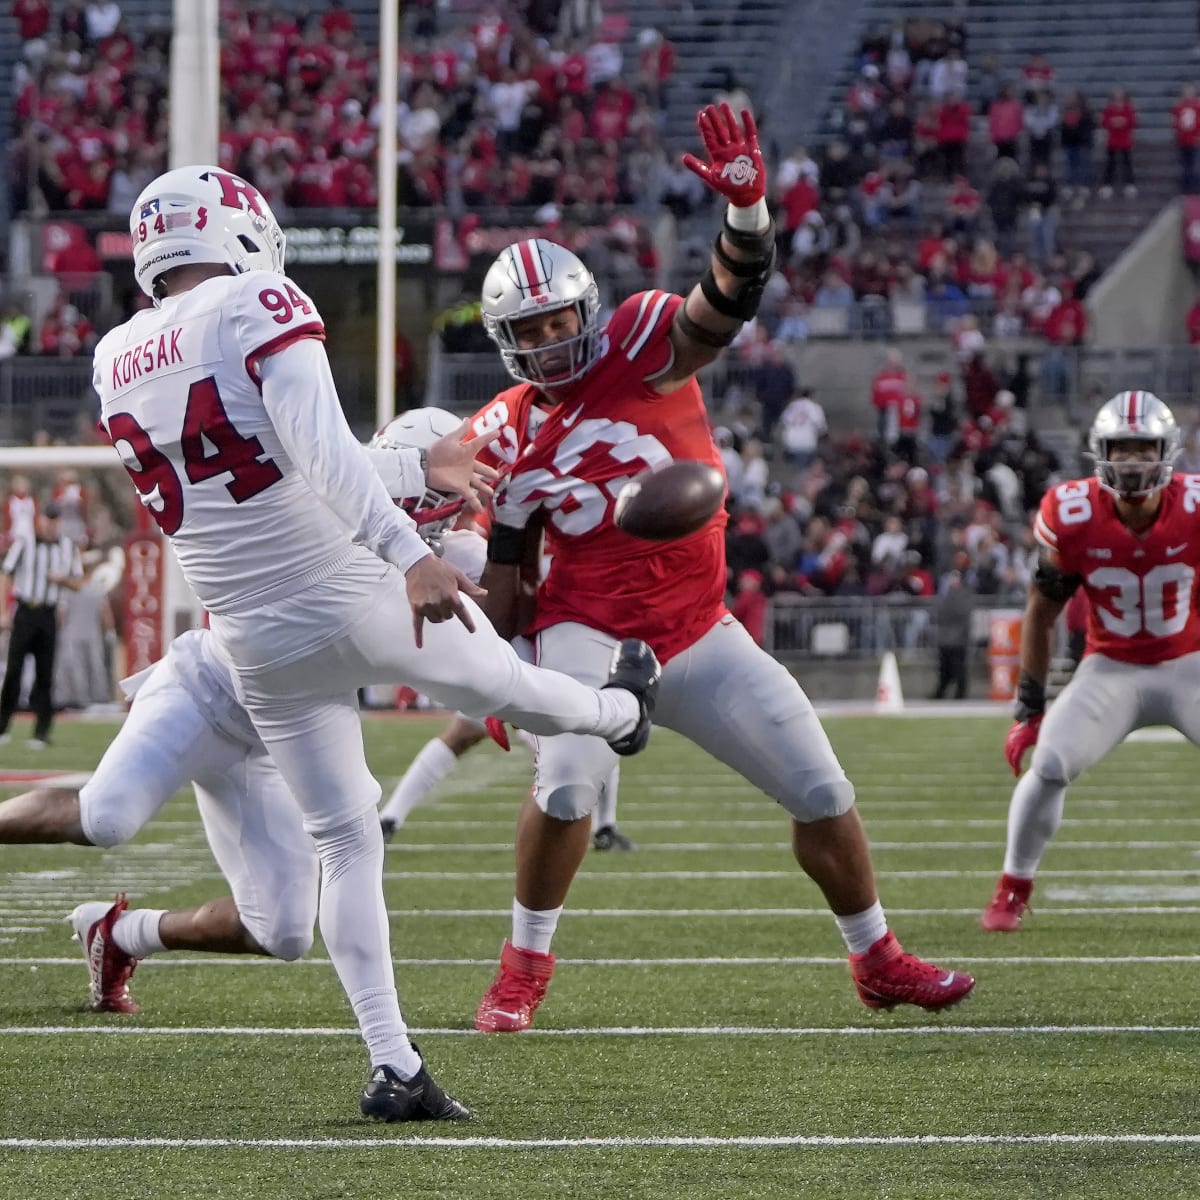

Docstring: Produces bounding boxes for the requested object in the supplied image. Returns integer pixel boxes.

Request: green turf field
[1,712,1198,1199]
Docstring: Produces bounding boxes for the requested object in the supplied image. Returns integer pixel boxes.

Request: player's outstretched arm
[660,103,776,386]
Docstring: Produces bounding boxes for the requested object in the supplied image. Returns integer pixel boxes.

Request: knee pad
[311,811,384,884]
[782,777,857,824]
[79,783,160,848]
[1030,743,1074,787]
[255,922,314,963]
[534,781,603,822]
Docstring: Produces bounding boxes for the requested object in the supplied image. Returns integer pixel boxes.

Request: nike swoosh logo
[1167,543,1188,556]
[937,972,957,987]
[561,404,584,428]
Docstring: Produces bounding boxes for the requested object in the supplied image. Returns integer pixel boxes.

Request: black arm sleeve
[1033,557,1083,603]
[487,523,528,566]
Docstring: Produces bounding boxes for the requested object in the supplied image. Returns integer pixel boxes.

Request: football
[613,460,726,541]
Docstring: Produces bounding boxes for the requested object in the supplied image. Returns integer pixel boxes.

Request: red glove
[681,103,766,208]
[1004,714,1043,777]
[485,716,511,752]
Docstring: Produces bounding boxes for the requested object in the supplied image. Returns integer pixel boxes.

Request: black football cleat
[360,1055,471,1123]
[592,824,637,852]
[602,639,660,756]
[379,816,397,843]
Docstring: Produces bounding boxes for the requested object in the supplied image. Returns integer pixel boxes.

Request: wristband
[1014,671,1046,721]
[726,197,769,233]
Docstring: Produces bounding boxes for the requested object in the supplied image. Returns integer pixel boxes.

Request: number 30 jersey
[488,290,729,663]
[1034,474,1200,664]
[94,270,425,614]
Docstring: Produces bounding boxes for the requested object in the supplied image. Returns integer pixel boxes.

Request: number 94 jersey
[1034,474,1200,664]
[92,271,335,612]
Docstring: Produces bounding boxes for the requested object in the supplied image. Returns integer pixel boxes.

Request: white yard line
[4,1023,1199,1037]
[3,1133,1199,1150]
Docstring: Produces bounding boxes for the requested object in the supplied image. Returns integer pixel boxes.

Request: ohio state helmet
[130,165,286,304]
[370,406,466,535]
[1087,390,1180,498]
[481,238,602,387]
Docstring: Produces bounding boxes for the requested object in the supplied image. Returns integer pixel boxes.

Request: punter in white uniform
[89,166,658,1122]
[0,416,481,1008]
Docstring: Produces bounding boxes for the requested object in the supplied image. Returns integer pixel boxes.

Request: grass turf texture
[2,713,1199,1198]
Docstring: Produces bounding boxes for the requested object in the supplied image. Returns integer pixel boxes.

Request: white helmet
[1087,390,1181,498]
[370,406,466,535]
[130,165,286,304]
[481,238,601,387]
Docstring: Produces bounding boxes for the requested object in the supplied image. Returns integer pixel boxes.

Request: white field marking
[376,841,1200,852]
[4,1134,1200,1151]
[378,868,1200,881]
[1126,728,1188,742]
[5,1023,1200,1038]
[5,954,1200,968]
[397,816,1200,829]
[1047,885,1200,902]
[380,906,1200,918]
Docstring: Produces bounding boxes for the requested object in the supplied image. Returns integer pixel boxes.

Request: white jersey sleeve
[256,339,430,574]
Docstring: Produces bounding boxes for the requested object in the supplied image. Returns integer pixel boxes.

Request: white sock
[1003,770,1067,879]
[379,738,457,826]
[314,813,417,1073]
[512,899,562,955]
[591,764,620,830]
[111,908,167,958]
[834,901,888,954]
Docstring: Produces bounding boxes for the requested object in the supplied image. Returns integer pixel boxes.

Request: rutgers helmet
[370,406,466,535]
[481,238,602,387]
[1087,390,1181,498]
[130,166,286,304]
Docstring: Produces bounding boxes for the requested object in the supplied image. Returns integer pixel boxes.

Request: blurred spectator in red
[38,302,95,357]
[1099,88,1137,197]
[895,389,922,464]
[13,0,50,43]
[637,27,675,111]
[987,83,1023,162]
[1021,51,1055,101]
[937,91,972,178]
[945,173,981,236]
[321,0,355,38]
[730,569,767,646]
[871,348,909,444]
[1173,83,1200,194]
[963,350,998,419]
[1186,294,1200,343]
[1040,284,1087,410]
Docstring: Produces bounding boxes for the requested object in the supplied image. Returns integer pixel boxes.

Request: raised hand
[681,102,766,208]
[1004,714,1043,777]
[426,419,501,513]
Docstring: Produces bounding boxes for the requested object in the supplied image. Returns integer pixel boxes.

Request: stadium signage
[124,533,164,674]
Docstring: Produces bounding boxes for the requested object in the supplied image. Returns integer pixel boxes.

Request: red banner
[123,530,164,675]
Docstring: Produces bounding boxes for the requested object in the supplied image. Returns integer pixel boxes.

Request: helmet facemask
[487,296,601,387]
[1087,391,1181,500]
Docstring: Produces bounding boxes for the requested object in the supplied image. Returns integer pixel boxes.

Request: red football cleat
[849,931,975,1011]
[980,874,1034,933]
[70,893,140,1014]
[474,940,555,1032]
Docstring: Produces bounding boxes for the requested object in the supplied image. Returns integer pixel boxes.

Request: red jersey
[1034,475,1200,665]
[489,290,729,662]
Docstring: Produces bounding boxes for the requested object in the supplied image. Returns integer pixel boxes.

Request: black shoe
[379,817,396,843]
[602,639,660,756]
[360,1056,471,1123]
[592,824,636,852]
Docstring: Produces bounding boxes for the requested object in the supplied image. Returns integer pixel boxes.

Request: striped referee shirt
[1,533,82,607]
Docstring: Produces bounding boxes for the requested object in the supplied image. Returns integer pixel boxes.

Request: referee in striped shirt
[0,504,82,748]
